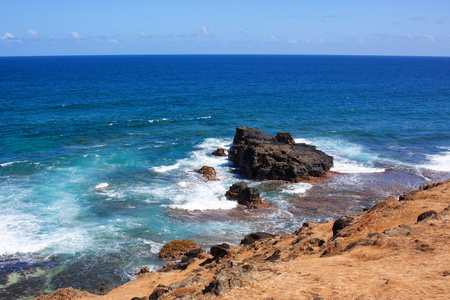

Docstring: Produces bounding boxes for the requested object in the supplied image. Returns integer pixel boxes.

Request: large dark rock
[149,284,169,300]
[332,216,355,237]
[210,243,231,259]
[225,181,267,209]
[417,210,437,222]
[240,232,275,245]
[228,127,333,182]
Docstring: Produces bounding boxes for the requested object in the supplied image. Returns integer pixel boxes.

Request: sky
[0,0,449,57]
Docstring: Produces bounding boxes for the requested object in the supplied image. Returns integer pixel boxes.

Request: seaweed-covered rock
[228,127,333,182]
[159,240,200,260]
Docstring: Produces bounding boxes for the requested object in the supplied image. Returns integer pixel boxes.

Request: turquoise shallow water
[0,55,449,298]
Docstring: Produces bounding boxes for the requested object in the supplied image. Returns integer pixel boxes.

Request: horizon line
[1,53,449,58]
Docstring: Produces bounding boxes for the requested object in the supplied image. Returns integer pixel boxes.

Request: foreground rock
[228,127,333,182]
[193,165,219,181]
[225,181,269,209]
[35,179,450,300]
[159,240,201,260]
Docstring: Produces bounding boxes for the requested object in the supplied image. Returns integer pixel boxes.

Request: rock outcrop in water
[212,148,227,157]
[227,127,333,182]
[194,165,219,181]
[225,182,269,209]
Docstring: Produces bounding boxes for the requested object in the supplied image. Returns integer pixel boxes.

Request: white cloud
[71,31,79,39]
[374,33,440,43]
[302,38,330,45]
[270,35,278,42]
[287,38,298,44]
[0,32,15,41]
[26,29,38,37]
[410,16,426,21]
[202,26,214,37]
[0,32,23,44]
[422,35,436,42]
[140,30,152,37]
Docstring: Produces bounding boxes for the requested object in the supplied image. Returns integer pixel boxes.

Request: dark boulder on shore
[228,127,333,182]
[210,243,232,259]
[241,232,275,245]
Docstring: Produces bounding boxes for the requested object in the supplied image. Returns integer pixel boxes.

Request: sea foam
[295,136,385,173]
[332,158,385,173]
[282,183,313,194]
[149,138,238,211]
[95,182,109,189]
[152,163,180,173]
[421,147,450,172]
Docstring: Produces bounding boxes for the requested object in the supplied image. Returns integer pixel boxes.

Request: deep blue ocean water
[0,55,449,299]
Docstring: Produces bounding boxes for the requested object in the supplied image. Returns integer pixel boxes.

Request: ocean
[0,55,449,299]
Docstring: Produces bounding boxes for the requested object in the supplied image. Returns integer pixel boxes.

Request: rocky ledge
[36,179,450,300]
[227,127,333,182]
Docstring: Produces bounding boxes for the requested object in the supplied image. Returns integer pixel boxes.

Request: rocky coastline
[34,129,449,299]
[35,179,450,299]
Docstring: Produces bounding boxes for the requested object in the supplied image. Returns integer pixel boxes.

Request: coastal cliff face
[36,179,450,300]
[227,127,333,182]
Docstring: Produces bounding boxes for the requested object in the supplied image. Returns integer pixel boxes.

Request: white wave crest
[139,239,165,255]
[148,118,170,123]
[282,183,313,194]
[152,163,180,173]
[95,182,109,189]
[332,158,385,173]
[295,136,385,174]
[0,160,28,167]
[421,148,450,172]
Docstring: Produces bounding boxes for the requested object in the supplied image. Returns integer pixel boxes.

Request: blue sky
[1,0,449,56]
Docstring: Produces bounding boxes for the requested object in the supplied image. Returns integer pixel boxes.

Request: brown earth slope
[36,179,450,300]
